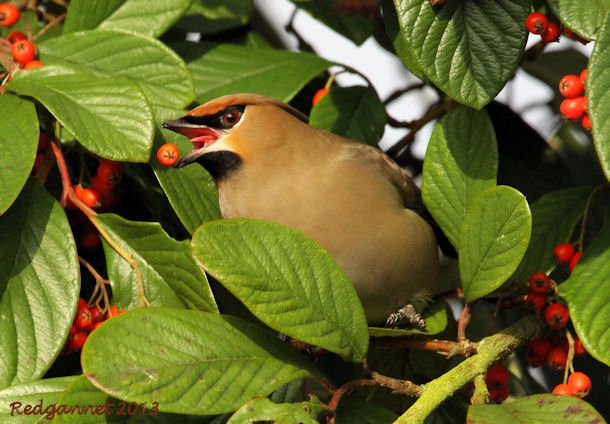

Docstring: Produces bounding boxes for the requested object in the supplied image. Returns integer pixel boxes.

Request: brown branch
[384,82,427,105]
[33,13,66,42]
[457,301,474,344]
[387,101,453,158]
[371,337,476,358]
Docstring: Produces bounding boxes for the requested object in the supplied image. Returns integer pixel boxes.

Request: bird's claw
[385,304,426,330]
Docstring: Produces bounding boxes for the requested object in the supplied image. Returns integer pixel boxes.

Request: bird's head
[162,93,308,173]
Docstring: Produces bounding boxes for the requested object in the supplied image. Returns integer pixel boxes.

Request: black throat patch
[196,151,242,181]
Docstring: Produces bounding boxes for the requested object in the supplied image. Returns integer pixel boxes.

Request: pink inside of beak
[179,127,220,151]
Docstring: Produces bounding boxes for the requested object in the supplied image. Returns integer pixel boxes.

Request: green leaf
[82,308,316,415]
[467,394,605,423]
[7,64,154,163]
[368,301,448,337]
[172,42,331,103]
[153,133,221,234]
[422,106,498,248]
[64,0,192,37]
[393,0,529,109]
[309,86,386,146]
[459,186,531,302]
[0,377,77,423]
[559,214,610,366]
[39,30,195,119]
[96,213,217,312]
[228,396,323,424]
[588,13,610,183]
[192,218,369,362]
[0,181,80,389]
[379,0,424,79]
[548,0,610,41]
[512,187,590,282]
[0,94,38,215]
[290,0,379,45]
[177,0,253,34]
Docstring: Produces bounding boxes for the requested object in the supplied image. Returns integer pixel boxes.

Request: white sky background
[254,0,594,158]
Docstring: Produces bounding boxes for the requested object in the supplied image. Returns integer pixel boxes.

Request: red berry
[66,331,87,351]
[569,251,582,272]
[23,60,43,70]
[90,321,104,332]
[526,292,547,312]
[312,88,329,106]
[567,372,592,398]
[75,303,92,330]
[89,305,105,323]
[541,22,560,43]
[489,386,509,402]
[97,159,124,185]
[544,303,570,329]
[0,3,20,27]
[581,114,591,130]
[558,75,584,98]
[547,346,568,370]
[77,297,87,310]
[525,12,548,35]
[31,154,43,174]
[157,143,180,166]
[551,383,573,396]
[526,337,553,367]
[106,305,126,319]
[7,31,26,43]
[11,39,36,65]
[90,174,114,197]
[528,272,550,294]
[74,184,101,208]
[100,194,119,210]
[560,97,587,120]
[79,229,100,250]
[485,363,509,391]
[579,69,587,85]
[553,243,575,264]
[38,133,49,151]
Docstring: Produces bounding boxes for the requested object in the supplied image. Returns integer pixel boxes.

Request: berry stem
[564,330,576,383]
[32,13,65,42]
[576,184,606,251]
[78,256,111,313]
[470,373,489,404]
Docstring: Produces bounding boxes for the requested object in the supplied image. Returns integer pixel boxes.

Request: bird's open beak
[162,119,223,168]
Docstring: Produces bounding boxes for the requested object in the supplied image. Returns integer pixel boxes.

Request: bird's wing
[343,142,423,213]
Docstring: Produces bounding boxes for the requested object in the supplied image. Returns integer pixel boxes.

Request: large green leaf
[309,86,386,146]
[177,0,253,34]
[39,30,195,118]
[467,394,605,423]
[548,0,610,41]
[559,215,610,366]
[96,213,217,312]
[228,396,323,424]
[0,181,80,389]
[588,13,610,183]
[153,132,221,234]
[459,186,531,302]
[0,94,38,215]
[63,0,192,37]
[192,218,369,362]
[422,106,497,248]
[172,42,331,103]
[512,187,590,282]
[7,64,154,163]
[82,308,316,415]
[290,0,379,45]
[393,0,529,109]
[0,377,77,423]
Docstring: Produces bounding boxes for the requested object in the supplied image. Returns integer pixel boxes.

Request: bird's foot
[385,304,426,330]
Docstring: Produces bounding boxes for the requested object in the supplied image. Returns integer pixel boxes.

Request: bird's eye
[221,109,241,128]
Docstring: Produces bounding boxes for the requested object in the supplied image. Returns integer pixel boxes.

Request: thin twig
[372,338,476,358]
[384,82,427,105]
[576,184,605,251]
[33,13,65,42]
[457,301,474,344]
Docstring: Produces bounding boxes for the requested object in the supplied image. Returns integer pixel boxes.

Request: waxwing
[163,93,439,326]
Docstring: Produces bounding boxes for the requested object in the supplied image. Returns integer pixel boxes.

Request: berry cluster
[522,242,591,398]
[485,363,510,402]
[0,2,43,82]
[525,12,560,43]
[68,159,124,250]
[64,299,125,353]
[559,69,590,130]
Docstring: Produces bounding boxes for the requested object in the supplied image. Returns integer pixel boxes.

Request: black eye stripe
[180,105,245,128]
